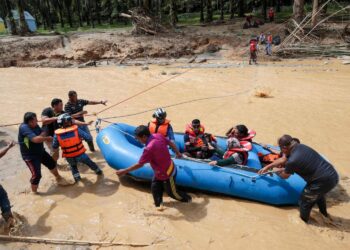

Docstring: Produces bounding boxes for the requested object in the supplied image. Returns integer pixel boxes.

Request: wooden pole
[0,235,153,247]
[312,0,319,27]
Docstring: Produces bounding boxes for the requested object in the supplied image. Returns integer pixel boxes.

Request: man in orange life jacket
[184,119,217,159]
[268,7,275,22]
[52,114,103,182]
[209,138,249,167]
[148,108,175,142]
[249,38,258,65]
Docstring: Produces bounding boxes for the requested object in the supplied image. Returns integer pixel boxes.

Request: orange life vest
[55,125,86,158]
[149,119,170,137]
[223,147,248,165]
[250,40,257,52]
[185,124,206,147]
[239,129,256,142]
[267,35,273,43]
[258,152,281,164]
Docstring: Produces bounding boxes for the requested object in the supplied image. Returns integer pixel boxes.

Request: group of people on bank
[0,98,340,229]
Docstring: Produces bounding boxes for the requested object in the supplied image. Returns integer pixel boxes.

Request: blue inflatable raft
[97,123,306,205]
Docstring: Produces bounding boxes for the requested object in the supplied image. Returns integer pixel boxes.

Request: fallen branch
[0,235,153,247]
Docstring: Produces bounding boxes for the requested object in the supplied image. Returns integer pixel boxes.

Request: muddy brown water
[0,59,349,249]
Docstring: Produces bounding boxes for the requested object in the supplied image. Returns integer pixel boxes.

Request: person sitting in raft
[258,138,300,165]
[52,114,103,182]
[209,138,249,167]
[183,119,218,159]
[225,124,256,142]
[116,125,192,211]
[148,108,175,143]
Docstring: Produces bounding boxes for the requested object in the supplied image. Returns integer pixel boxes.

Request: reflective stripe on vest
[55,125,86,158]
[149,119,170,137]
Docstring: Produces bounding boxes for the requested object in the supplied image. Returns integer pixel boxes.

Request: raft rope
[94,68,194,116]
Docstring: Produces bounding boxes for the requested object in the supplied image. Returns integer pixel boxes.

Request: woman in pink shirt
[116,125,192,210]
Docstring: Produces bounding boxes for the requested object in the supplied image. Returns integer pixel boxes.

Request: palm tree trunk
[169,0,177,27]
[262,0,267,20]
[17,0,30,34]
[46,0,54,29]
[206,0,213,22]
[237,0,244,17]
[220,0,224,20]
[5,0,17,35]
[311,0,319,27]
[76,0,83,27]
[293,0,305,23]
[88,0,94,28]
[95,0,101,25]
[230,0,235,19]
[200,0,204,22]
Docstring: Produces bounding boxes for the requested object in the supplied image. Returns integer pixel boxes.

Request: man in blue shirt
[18,112,64,193]
[52,114,102,182]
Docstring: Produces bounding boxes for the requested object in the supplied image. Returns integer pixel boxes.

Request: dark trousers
[151,174,191,207]
[24,151,56,185]
[299,175,338,222]
[0,185,12,220]
[66,153,101,180]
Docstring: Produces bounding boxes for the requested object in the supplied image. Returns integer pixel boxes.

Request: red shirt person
[116,125,191,210]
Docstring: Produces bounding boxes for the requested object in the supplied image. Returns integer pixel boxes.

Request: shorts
[24,151,56,185]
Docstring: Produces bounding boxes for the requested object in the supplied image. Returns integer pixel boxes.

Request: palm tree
[5,0,17,34]
[64,0,73,27]
[229,0,235,19]
[293,0,305,23]
[220,0,224,20]
[17,0,30,34]
[206,0,213,22]
[200,0,204,22]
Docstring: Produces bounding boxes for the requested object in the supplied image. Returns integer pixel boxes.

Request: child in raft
[209,138,249,167]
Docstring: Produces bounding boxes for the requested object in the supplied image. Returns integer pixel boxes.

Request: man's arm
[41,116,57,125]
[87,100,107,105]
[21,125,52,144]
[167,125,175,142]
[169,140,182,158]
[71,111,87,119]
[276,169,291,179]
[73,119,93,126]
[0,141,15,158]
[258,156,287,174]
[116,163,143,176]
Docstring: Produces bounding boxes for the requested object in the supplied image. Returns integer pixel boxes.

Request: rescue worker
[116,125,191,211]
[266,33,273,56]
[225,124,256,142]
[52,114,103,182]
[249,38,258,65]
[64,90,108,152]
[0,141,16,229]
[148,108,175,142]
[258,135,339,223]
[209,138,249,167]
[268,7,275,22]
[183,119,217,159]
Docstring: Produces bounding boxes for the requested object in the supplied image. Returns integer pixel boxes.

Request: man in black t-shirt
[259,135,339,223]
[64,90,107,152]
[42,98,92,158]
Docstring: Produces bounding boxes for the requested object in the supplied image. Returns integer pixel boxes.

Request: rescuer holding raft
[258,135,339,223]
[116,125,191,211]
